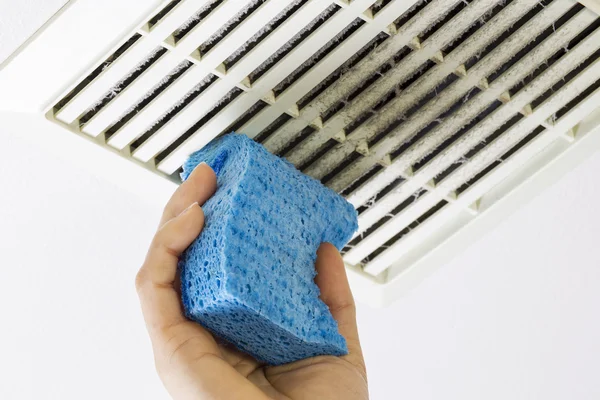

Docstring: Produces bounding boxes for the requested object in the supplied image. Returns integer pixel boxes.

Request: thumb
[314,243,365,373]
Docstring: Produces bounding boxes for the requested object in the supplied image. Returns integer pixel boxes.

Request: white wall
[1,113,600,399]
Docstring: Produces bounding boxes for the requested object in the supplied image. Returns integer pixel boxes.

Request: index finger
[159,162,217,227]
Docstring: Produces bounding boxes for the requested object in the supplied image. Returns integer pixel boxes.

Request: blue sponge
[179,133,358,365]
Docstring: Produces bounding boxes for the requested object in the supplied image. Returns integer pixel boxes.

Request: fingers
[138,161,216,337]
[160,163,217,227]
[314,243,365,371]
[136,171,270,399]
[136,203,205,336]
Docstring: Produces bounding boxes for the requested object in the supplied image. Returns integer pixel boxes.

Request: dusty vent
[48,0,600,282]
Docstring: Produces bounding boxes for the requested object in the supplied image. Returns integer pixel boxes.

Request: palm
[136,163,368,400]
[159,318,367,400]
[259,355,367,399]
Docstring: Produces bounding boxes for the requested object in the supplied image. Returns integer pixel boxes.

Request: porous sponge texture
[179,133,358,365]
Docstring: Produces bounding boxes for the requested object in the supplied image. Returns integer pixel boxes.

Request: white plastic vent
[39,0,600,304]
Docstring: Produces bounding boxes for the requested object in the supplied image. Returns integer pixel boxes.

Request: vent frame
[3,0,598,306]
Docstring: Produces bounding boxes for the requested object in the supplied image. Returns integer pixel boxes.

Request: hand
[135,163,368,400]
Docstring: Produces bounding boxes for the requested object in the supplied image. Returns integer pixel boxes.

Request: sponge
[179,133,358,365]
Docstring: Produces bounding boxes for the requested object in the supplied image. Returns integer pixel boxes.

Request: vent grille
[48,0,600,279]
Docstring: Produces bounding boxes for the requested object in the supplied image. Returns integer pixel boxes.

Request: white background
[1,1,600,399]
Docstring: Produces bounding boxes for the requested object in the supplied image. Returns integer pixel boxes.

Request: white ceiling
[0,0,68,65]
[1,1,600,399]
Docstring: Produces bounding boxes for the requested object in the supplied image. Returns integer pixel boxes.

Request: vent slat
[349,26,600,263]
[104,60,193,141]
[107,0,330,150]
[156,0,387,174]
[132,76,234,162]
[345,192,440,266]
[82,0,294,137]
[458,82,600,206]
[306,0,542,182]
[292,0,510,172]
[256,0,462,155]
[440,58,600,191]
[331,1,584,195]
[105,0,334,158]
[106,65,209,149]
[341,0,582,205]
[353,11,598,242]
[363,55,600,275]
[364,201,459,275]
[54,0,215,124]
[129,73,218,152]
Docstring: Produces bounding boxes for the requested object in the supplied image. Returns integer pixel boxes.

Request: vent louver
[48,0,600,284]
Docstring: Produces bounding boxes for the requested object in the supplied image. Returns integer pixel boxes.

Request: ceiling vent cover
[43,0,600,304]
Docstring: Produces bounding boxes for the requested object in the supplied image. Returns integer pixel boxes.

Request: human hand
[135,163,368,400]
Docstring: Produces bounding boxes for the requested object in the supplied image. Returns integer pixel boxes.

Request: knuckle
[355,359,368,382]
[167,336,199,366]
[330,301,356,316]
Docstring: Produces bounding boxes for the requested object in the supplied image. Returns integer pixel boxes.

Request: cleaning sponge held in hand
[179,133,358,365]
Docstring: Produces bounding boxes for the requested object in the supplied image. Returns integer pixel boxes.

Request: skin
[136,163,369,400]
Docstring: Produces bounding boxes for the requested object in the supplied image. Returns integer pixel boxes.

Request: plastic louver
[47,0,600,282]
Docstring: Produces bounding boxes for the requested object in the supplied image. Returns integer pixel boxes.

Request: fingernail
[190,162,208,176]
[180,202,199,216]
